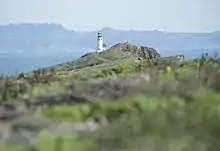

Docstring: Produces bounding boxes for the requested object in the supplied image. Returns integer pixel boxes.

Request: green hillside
[0,43,220,151]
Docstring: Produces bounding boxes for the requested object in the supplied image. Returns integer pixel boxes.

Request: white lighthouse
[97,31,105,53]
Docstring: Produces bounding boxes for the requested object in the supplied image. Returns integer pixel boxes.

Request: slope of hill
[52,42,161,71]
[1,23,220,75]
[0,43,220,151]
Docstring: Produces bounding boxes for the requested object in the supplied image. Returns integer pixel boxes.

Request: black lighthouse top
[97,31,102,38]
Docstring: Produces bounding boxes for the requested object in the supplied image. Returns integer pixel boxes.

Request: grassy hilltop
[0,42,220,151]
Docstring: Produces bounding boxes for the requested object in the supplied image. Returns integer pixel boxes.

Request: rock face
[109,42,161,60]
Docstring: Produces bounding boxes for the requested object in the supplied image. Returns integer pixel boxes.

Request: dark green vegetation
[0,43,220,151]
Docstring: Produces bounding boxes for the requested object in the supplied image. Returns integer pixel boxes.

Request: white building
[97,31,106,53]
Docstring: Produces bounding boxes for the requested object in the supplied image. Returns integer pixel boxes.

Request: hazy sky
[0,0,219,32]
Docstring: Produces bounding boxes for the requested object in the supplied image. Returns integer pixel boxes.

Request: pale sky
[0,0,219,32]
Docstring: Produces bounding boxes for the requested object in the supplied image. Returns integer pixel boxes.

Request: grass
[0,49,220,151]
[0,58,150,101]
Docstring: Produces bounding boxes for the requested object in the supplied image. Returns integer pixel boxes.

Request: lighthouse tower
[97,31,105,53]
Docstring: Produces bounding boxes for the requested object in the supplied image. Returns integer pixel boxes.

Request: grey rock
[110,42,160,60]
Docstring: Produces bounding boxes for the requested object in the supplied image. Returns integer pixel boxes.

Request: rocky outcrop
[53,42,160,71]
[109,42,161,60]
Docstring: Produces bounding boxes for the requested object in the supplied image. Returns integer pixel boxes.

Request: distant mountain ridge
[0,23,220,57]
